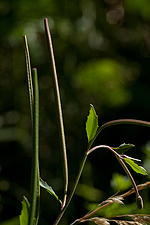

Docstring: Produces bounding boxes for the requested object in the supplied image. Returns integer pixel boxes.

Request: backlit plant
[19,18,150,225]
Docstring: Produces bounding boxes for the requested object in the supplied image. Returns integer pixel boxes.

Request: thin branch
[88,119,150,150]
[100,119,150,132]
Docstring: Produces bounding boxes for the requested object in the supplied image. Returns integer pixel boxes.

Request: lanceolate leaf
[123,158,148,175]
[40,178,62,204]
[19,196,30,225]
[113,143,135,154]
[86,104,99,143]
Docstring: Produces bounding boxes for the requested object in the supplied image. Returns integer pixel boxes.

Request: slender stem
[100,119,150,132]
[53,152,88,225]
[44,18,68,208]
[87,145,120,157]
[28,68,40,225]
[89,119,150,150]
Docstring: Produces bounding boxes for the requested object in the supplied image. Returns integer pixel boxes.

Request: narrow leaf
[19,196,30,225]
[123,158,148,175]
[23,35,34,122]
[86,104,99,143]
[40,178,62,204]
[113,143,135,154]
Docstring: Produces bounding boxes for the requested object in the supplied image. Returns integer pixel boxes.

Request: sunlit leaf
[19,196,30,225]
[86,104,99,143]
[40,178,62,204]
[113,143,135,154]
[123,158,148,175]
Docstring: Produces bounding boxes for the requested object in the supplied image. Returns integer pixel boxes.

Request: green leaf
[39,178,62,204]
[19,196,30,225]
[113,143,135,154]
[123,158,148,175]
[86,104,99,143]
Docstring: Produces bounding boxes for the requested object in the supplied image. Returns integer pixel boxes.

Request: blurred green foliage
[0,0,150,224]
[76,59,133,107]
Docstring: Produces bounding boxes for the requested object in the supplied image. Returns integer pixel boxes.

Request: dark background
[0,0,150,224]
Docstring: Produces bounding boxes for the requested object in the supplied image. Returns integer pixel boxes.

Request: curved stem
[117,157,140,198]
[100,119,150,132]
[87,145,141,207]
[87,145,120,156]
[89,119,150,150]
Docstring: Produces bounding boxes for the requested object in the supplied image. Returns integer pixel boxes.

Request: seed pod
[136,195,143,209]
